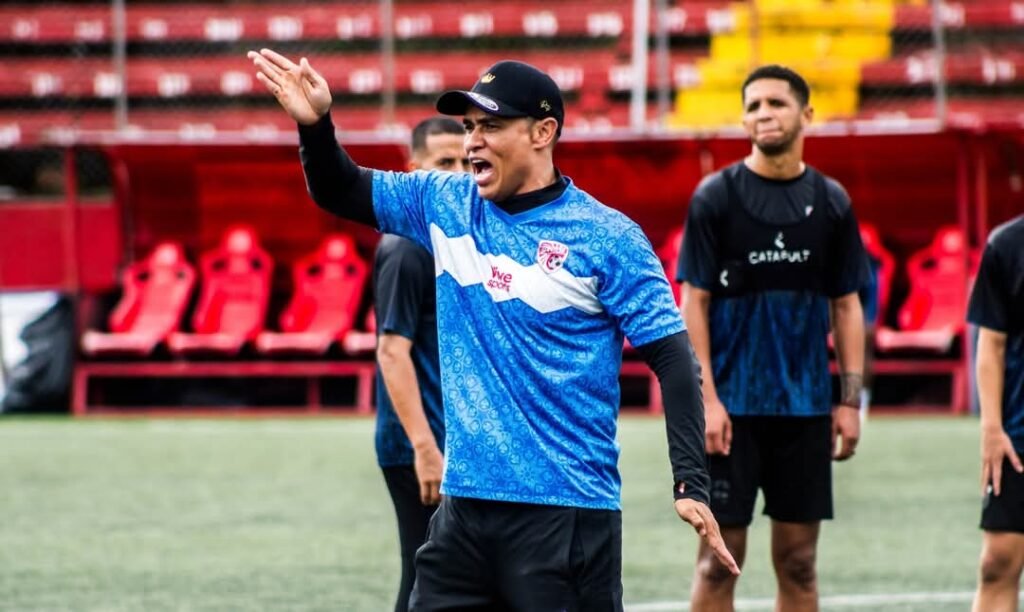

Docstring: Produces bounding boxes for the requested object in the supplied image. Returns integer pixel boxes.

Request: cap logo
[540,99,551,112]
[466,91,500,112]
[480,73,496,84]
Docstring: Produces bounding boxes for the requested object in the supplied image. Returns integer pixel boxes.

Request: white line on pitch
[626,590,983,611]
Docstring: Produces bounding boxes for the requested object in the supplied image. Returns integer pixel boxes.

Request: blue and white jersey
[372,171,684,510]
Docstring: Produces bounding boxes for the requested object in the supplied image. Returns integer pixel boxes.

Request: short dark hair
[411,116,464,154]
[741,64,810,107]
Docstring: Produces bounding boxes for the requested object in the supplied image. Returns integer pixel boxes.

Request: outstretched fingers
[698,506,741,576]
[677,500,741,576]
[249,53,284,86]
[259,48,298,72]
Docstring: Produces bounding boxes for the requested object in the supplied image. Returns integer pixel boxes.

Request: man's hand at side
[414,441,444,506]
[675,499,740,576]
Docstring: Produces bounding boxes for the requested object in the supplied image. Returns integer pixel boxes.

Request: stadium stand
[1,0,1022,142]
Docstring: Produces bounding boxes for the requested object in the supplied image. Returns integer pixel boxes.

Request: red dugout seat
[342,309,378,355]
[876,226,974,353]
[256,234,368,355]
[859,222,896,322]
[656,226,685,308]
[167,226,272,356]
[81,242,195,356]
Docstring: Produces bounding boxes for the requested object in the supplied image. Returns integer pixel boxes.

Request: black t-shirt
[676,162,868,417]
[372,234,444,467]
[967,214,1024,451]
[677,162,866,298]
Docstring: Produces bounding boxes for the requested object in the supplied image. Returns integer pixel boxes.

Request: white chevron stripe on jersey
[429,223,602,315]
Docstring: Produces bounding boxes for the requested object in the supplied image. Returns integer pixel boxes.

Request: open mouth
[470,158,494,185]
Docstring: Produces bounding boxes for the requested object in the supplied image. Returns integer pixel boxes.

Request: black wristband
[839,372,863,408]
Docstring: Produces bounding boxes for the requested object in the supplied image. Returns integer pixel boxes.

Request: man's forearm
[635,331,709,505]
[682,285,719,404]
[831,293,865,407]
[298,112,377,227]
[379,348,436,451]
[977,329,1007,432]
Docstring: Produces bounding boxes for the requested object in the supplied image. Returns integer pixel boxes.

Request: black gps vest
[712,165,831,298]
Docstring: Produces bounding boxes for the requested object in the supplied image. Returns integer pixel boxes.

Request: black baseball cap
[436,60,564,135]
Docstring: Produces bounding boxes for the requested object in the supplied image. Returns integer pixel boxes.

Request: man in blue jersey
[676,65,867,611]
[375,116,467,612]
[968,214,1024,612]
[247,49,738,609]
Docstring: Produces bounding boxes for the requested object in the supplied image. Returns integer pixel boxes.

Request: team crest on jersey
[536,240,569,274]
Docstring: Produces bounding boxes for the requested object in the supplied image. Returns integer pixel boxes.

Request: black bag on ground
[1,296,74,414]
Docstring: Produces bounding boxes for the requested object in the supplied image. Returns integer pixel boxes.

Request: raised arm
[248,48,376,227]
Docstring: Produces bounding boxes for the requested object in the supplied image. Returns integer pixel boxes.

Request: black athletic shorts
[409,496,623,611]
[708,415,833,527]
[981,457,1024,533]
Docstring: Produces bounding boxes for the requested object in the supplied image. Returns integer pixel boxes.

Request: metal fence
[0,0,1021,152]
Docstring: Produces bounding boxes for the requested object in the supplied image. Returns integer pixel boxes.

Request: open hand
[981,428,1023,496]
[246,48,332,125]
[675,498,740,576]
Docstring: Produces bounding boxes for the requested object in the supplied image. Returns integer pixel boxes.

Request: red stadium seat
[656,226,685,308]
[859,222,896,322]
[876,226,973,353]
[167,226,272,356]
[81,242,195,356]
[256,234,368,355]
[342,308,378,355]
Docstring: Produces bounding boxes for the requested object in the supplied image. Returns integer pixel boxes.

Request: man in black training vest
[677,64,869,612]
[374,116,467,612]
[968,213,1024,612]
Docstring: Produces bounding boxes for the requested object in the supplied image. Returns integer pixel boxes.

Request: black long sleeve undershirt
[298,113,377,227]
[634,331,710,505]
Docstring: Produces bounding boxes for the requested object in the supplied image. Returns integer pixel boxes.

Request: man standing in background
[968,213,1024,612]
[678,64,868,611]
[374,116,467,612]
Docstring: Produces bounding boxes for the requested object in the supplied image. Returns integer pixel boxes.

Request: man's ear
[801,104,814,127]
[531,117,558,150]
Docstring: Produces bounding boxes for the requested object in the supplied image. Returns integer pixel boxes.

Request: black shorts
[981,457,1024,533]
[410,496,623,611]
[708,415,833,527]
